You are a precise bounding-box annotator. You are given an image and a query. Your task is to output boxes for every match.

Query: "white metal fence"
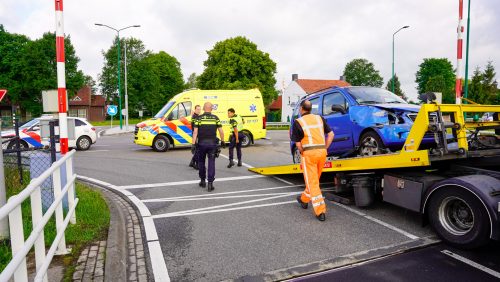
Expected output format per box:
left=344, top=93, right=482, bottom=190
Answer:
left=266, top=122, right=289, bottom=129
left=0, top=149, right=78, bottom=282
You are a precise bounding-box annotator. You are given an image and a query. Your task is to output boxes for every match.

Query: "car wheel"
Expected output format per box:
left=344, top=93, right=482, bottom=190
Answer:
left=293, top=147, right=302, bottom=164
left=76, top=136, right=92, bottom=151
left=152, top=135, right=170, bottom=152
left=359, top=132, right=386, bottom=156
left=428, top=186, right=490, bottom=249
left=7, top=140, right=28, bottom=150
left=240, top=131, right=251, bottom=147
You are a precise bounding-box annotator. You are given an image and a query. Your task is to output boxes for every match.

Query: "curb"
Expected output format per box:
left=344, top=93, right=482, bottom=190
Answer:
left=77, top=177, right=153, bottom=282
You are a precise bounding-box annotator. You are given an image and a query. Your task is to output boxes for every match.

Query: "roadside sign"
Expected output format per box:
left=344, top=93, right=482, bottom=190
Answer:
left=107, top=105, right=118, bottom=116
left=0, top=89, right=7, bottom=102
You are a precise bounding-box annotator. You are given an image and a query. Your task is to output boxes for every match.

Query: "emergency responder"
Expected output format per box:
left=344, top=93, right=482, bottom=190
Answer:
left=291, top=100, right=334, bottom=221
left=227, top=108, right=244, bottom=168
left=189, top=105, right=202, bottom=170
left=192, top=102, right=225, bottom=192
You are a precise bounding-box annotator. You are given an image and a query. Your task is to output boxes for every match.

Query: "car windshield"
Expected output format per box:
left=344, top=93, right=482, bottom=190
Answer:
left=348, top=87, right=407, bottom=105
left=154, top=101, right=175, bottom=118
left=20, top=119, right=39, bottom=129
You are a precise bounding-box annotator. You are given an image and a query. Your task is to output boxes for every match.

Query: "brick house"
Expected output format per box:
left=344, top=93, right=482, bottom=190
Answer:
left=68, top=86, right=106, bottom=122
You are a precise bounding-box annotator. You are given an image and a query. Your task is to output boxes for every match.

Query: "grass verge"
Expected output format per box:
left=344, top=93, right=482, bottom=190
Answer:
left=91, top=118, right=145, bottom=127
left=0, top=177, right=110, bottom=280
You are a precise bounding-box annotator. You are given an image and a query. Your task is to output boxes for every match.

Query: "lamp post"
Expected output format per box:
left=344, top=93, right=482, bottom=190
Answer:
left=392, top=25, right=410, bottom=93
left=95, top=23, right=140, bottom=130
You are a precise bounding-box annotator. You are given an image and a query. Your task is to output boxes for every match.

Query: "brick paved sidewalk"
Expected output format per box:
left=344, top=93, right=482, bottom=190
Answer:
left=72, top=184, right=150, bottom=281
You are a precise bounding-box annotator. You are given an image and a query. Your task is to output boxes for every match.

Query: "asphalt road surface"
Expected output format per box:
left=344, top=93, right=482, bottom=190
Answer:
left=74, top=130, right=499, bottom=281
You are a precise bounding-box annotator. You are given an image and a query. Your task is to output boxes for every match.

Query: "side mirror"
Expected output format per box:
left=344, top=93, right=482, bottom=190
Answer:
left=167, top=113, right=174, bottom=120
left=331, top=105, right=346, bottom=114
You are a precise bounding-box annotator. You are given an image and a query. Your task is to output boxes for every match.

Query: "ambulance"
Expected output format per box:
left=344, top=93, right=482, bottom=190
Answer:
left=134, top=89, right=267, bottom=152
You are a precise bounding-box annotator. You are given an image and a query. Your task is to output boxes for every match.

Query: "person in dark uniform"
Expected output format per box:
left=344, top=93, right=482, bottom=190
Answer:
left=192, top=102, right=225, bottom=192
left=189, top=105, right=202, bottom=169
left=227, top=108, right=244, bottom=168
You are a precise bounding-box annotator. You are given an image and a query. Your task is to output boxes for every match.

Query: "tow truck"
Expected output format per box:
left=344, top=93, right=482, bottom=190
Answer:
left=250, top=103, right=500, bottom=249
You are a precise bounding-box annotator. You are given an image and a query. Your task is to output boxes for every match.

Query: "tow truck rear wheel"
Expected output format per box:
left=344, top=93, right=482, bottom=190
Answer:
left=359, top=131, right=386, bottom=156
left=152, top=135, right=170, bottom=152
left=428, top=186, right=490, bottom=249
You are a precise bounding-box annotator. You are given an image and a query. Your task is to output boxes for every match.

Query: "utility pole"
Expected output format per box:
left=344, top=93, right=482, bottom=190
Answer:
left=392, top=26, right=409, bottom=93
left=0, top=89, right=8, bottom=239
left=124, top=41, right=129, bottom=131
left=455, top=0, right=465, bottom=104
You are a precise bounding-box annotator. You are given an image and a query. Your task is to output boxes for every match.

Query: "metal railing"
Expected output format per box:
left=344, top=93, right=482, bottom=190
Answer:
left=266, top=122, right=289, bottom=129
left=0, top=149, right=78, bottom=282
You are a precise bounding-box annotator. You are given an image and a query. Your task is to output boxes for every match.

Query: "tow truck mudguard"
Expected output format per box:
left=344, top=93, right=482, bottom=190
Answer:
left=422, top=175, right=500, bottom=240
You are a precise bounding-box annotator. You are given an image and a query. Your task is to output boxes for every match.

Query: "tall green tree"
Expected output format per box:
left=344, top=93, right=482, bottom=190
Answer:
left=184, top=72, right=198, bottom=89
left=197, top=36, right=278, bottom=105
left=127, top=51, right=184, bottom=116
left=468, top=67, right=486, bottom=104
left=481, top=61, right=498, bottom=104
left=385, top=74, right=407, bottom=101
left=0, top=27, right=85, bottom=116
left=415, top=58, right=455, bottom=103
left=99, top=37, right=150, bottom=103
left=343, top=58, right=383, bottom=87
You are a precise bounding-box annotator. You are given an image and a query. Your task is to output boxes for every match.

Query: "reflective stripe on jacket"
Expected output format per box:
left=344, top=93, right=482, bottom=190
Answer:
left=296, top=114, right=325, bottom=148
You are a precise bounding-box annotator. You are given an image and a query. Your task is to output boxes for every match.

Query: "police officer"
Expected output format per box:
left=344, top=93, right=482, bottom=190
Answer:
left=189, top=105, right=202, bottom=170
left=192, top=102, right=225, bottom=192
left=227, top=108, right=244, bottom=168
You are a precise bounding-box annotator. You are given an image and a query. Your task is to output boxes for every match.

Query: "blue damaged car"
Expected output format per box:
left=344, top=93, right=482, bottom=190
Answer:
left=290, top=86, right=436, bottom=163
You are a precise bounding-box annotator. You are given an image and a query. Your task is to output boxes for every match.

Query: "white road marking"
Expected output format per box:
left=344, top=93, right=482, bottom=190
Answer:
left=219, top=153, right=254, bottom=168
left=82, top=149, right=110, bottom=153
left=92, top=144, right=111, bottom=147
left=441, top=250, right=500, bottom=279
left=77, top=175, right=169, bottom=282
left=153, top=200, right=297, bottom=219
left=143, top=191, right=301, bottom=203
left=97, top=130, right=105, bottom=138
left=152, top=194, right=294, bottom=219
left=148, top=241, right=171, bottom=282
left=273, top=176, right=295, bottom=185
left=336, top=203, right=419, bottom=240
left=140, top=183, right=319, bottom=202
left=116, top=175, right=267, bottom=190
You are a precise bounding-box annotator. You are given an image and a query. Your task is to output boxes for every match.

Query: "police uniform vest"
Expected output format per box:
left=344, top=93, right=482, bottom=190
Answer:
left=296, top=114, right=325, bottom=149
left=194, top=113, right=222, bottom=145
left=230, top=114, right=244, bottom=132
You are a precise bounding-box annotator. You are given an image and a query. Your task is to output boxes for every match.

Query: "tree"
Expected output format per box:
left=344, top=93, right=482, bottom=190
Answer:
left=468, top=67, right=486, bottom=104
left=99, top=37, right=150, bottom=103
left=184, top=72, right=198, bottom=89
left=343, top=58, right=383, bottom=87
left=127, top=51, right=184, bottom=116
left=415, top=58, right=455, bottom=103
left=0, top=27, right=85, bottom=116
left=481, top=61, right=498, bottom=104
left=385, top=74, right=407, bottom=101
left=198, top=36, right=278, bottom=105
left=84, top=75, right=98, bottom=94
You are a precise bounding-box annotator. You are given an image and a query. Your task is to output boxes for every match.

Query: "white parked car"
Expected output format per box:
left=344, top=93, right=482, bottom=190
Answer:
left=481, top=112, right=494, bottom=122
left=1, top=117, right=97, bottom=151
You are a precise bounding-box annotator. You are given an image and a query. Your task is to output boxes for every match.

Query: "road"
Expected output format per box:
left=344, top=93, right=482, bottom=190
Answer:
left=74, top=129, right=500, bottom=281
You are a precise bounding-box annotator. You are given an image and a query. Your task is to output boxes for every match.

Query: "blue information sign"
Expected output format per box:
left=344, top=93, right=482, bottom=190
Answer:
left=107, top=105, right=118, bottom=116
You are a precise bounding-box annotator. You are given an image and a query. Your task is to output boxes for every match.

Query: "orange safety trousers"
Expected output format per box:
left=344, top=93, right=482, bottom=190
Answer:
left=300, top=148, right=327, bottom=216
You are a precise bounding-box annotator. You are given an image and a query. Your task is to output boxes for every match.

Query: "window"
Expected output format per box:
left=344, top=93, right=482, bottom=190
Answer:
left=348, top=87, right=407, bottom=105
left=179, top=102, right=191, bottom=119
left=309, top=98, right=320, bottom=115
left=323, top=92, right=347, bottom=115
left=69, top=109, right=78, bottom=117
left=77, top=109, right=87, bottom=119
left=75, top=119, right=86, bottom=127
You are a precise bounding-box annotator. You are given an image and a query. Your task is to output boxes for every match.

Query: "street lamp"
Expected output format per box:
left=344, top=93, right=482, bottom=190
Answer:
left=392, top=25, right=409, bottom=94
left=95, top=23, right=140, bottom=130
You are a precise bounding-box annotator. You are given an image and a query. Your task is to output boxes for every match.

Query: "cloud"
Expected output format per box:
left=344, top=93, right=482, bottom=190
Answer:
left=2, top=0, right=499, bottom=101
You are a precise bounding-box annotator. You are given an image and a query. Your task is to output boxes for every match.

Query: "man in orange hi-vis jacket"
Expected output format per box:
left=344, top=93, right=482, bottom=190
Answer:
left=291, top=100, right=334, bottom=221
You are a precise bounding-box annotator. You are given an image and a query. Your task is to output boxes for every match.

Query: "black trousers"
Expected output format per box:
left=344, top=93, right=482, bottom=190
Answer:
left=229, top=133, right=243, bottom=161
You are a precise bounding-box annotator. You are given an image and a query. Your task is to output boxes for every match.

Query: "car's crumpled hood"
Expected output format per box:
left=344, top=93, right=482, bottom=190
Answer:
left=372, top=103, right=420, bottom=113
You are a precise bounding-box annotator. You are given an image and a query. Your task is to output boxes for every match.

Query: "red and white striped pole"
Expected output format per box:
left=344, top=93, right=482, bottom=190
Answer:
left=55, top=0, right=68, bottom=154
left=455, top=0, right=464, bottom=104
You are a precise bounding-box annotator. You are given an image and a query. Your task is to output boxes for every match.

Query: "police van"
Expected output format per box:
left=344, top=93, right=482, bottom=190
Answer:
left=134, top=89, right=267, bottom=152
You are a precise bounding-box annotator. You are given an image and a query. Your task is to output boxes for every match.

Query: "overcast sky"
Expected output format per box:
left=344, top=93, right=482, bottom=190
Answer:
left=1, top=0, right=499, bottom=101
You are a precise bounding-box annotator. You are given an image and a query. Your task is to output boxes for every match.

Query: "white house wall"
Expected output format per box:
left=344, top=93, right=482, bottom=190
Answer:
left=281, top=81, right=306, bottom=122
